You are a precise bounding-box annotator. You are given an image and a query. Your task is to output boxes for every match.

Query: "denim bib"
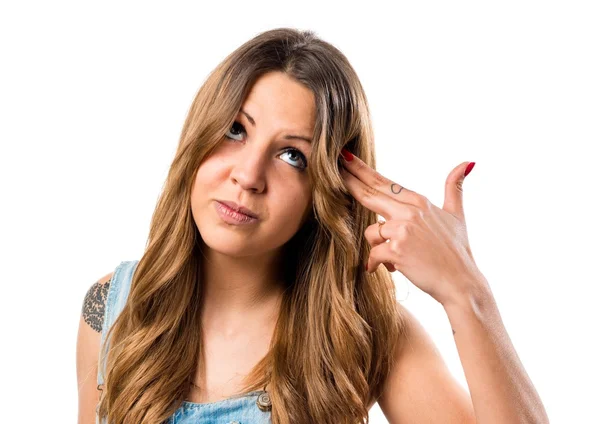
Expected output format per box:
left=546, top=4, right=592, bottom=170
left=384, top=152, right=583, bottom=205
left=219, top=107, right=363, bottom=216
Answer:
left=96, top=260, right=272, bottom=424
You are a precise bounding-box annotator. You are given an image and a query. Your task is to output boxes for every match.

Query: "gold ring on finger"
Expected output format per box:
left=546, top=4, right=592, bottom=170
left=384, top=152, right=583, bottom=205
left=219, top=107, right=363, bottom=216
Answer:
left=377, top=219, right=387, bottom=242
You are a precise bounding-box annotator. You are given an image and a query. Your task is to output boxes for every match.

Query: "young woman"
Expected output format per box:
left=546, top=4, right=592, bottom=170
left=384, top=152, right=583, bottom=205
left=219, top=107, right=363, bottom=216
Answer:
left=76, top=27, right=548, bottom=424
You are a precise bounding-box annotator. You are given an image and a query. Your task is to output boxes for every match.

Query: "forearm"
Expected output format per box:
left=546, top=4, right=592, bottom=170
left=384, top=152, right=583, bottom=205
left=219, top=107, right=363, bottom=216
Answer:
left=443, top=279, right=549, bottom=424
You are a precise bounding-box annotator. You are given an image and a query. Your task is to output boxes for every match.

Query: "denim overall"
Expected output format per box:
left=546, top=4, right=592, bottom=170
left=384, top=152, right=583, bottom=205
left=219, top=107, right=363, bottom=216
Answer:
left=97, top=260, right=272, bottom=424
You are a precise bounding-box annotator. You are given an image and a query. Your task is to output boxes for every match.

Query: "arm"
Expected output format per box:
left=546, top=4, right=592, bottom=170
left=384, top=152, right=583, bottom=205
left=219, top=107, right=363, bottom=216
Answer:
left=443, top=277, right=549, bottom=423
left=76, top=272, right=113, bottom=424
left=377, top=303, right=478, bottom=423
left=378, top=278, right=548, bottom=423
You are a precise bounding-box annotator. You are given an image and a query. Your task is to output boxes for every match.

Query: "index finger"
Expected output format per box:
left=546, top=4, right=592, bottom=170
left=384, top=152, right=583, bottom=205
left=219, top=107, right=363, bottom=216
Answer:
left=339, top=149, right=421, bottom=207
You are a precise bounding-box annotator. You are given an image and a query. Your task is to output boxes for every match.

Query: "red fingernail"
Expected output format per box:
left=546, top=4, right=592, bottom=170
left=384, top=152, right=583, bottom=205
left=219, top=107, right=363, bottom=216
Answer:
left=341, top=148, right=354, bottom=162
left=464, top=162, right=476, bottom=177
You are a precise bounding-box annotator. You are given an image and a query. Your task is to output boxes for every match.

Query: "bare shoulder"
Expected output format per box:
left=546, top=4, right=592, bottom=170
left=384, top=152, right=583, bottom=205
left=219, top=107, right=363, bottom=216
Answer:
left=81, top=272, right=114, bottom=333
left=76, top=271, right=114, bottom=424
left=376, top=301, right=476, bottom=424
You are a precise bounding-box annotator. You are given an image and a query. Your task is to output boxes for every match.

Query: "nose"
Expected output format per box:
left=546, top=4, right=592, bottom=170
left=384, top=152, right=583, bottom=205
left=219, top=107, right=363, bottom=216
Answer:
left=229, top=144, right=267, bottom=193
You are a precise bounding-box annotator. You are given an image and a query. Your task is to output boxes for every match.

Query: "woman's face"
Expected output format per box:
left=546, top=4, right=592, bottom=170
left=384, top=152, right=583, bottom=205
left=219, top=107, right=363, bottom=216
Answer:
left=190, top=71, right=315, bottom=257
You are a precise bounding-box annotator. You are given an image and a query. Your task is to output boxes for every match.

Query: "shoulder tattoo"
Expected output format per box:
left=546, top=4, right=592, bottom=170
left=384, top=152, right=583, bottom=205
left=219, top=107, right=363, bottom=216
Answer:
left=82, top=278, right=111, bottom=333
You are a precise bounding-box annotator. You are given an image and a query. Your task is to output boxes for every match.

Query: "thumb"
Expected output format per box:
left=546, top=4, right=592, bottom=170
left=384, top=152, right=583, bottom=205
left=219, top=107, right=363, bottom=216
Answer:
left=443, top=161, right=475, bottom=221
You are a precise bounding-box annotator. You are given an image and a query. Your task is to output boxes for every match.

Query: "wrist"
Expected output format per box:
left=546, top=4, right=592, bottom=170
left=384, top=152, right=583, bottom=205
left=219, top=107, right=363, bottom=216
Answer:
left=442, top=273, right=494, bottom=315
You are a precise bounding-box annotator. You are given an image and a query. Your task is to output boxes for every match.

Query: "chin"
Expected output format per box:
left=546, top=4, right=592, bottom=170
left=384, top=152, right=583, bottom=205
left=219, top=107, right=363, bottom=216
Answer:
left=198, top=227, right=261, bottom=257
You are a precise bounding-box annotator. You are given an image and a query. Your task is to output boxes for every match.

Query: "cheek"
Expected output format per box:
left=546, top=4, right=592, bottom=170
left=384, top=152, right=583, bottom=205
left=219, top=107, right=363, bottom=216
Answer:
left=190, top=162, right=220, bottom=218
left=271, top=185, right=312, bottom=225
left=192, top=157, right=226, bottom=191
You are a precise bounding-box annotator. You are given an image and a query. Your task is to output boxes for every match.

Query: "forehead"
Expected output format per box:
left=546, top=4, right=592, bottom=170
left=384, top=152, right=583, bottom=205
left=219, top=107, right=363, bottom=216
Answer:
left=242, top=72, right=316, bottom=133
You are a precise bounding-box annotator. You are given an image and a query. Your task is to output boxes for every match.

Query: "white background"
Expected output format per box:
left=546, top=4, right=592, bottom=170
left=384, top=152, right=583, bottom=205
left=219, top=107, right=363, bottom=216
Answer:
left=1, top=1, right=598, bottom=422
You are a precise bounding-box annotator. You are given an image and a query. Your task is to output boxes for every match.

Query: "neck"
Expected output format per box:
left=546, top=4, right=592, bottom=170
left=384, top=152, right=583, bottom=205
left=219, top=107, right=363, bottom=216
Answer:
left=198, top=243, right=286, bottom=338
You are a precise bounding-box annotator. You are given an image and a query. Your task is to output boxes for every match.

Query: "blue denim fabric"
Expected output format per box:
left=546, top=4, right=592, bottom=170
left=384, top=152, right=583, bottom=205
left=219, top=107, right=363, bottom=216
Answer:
left=169, top=393, right=272, bottom=423
left=97, top=260, right=272, bottom=424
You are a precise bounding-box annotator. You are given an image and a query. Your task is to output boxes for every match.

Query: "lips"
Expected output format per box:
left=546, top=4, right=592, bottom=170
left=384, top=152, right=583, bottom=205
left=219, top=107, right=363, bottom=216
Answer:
left=216, top=200, right=259, bottom=219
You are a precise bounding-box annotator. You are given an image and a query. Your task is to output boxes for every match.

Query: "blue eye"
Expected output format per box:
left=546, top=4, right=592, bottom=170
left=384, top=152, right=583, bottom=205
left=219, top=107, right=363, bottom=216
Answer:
left=279, top=148, right=308, bottom=170
left=225, top=121, right=308, bottom=171
left=225, top=121, right=245, bottom=141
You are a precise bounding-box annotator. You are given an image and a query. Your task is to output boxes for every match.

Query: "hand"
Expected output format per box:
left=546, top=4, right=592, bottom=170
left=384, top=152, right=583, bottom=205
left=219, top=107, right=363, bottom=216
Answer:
left=339, top=149, right=486, bottom=307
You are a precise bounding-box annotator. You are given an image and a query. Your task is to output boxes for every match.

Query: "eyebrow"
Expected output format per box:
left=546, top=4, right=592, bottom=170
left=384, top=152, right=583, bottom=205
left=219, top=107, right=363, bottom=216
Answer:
left=240, top=109, right=312, bottom=144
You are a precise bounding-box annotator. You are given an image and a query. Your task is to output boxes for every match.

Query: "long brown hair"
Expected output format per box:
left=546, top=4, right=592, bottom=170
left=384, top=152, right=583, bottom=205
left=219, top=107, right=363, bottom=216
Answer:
left=97, top=27, right=406, bottom=424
